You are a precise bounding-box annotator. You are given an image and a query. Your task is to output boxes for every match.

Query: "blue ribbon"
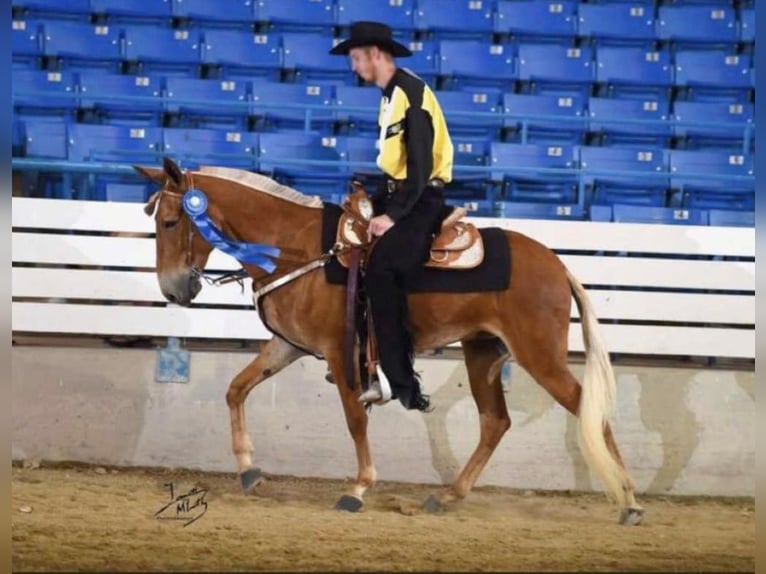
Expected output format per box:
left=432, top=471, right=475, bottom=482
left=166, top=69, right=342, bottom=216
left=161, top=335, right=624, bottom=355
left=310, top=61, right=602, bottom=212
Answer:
left=182, top=188, right=281, bottom=274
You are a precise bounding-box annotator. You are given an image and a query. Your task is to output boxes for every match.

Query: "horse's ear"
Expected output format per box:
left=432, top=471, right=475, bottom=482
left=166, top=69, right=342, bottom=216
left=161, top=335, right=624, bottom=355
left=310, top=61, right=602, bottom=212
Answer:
left=163, top=156, right=184, bottom=187
left=133, top=165, right=165, bottom=185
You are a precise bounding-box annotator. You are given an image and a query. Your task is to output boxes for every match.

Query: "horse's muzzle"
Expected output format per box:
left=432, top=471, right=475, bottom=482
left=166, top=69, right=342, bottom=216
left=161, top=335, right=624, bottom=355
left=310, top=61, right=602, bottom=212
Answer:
left=159, top=271, right=202, bottom=307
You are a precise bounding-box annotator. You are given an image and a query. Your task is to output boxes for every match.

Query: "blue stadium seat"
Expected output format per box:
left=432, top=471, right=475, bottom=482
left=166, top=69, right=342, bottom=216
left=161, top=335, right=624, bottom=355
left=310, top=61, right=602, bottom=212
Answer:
left=336, top=0, right=415, bottom=32
left=258, top=131, right=344, bottom=178
left=68, top=123, right=164, bottom=164
left=258, top=132, right=347, bottom=198
left=672, top=101, right=754, bottom=150
left=451, top=137, right=492, bottom=194
left=496, top=0, right=578, bottom=41
left=257, top=0, right=335, bottom=32
left=42, top=20, right=122, bottom=72
left=670, top=149, right=754, bottom=210
left=172, top=0, right=255, bottom=25
left=502, top=93, right=586, bottom=143
left=12, top=69, right=78, bottom=118
left=517, top=43, right=593, bottom=96
left=579, top=145, right=669, bottom=206
left=740, top=8, right=754, bottom=43
left=587, top=96, right=672, bottom=146
left=439, top=40, right=516, bottom=90
left=415, top=0, right=494, bottom=39
left=12, top=18, right=44, bottom=69
left=577, top=2, right=656, bottom=45
left=251, top=82, right=334, bottom=131
left=656, top=5, right=738, bottom=45
left=400, top=40, right=439, bottom=87
left=490, top=142, right=579, bottom=204
left=165, top=77, right=250, bottom=129
left=611, top=204, right=708, bottom=226
left=163, top=127, right=258, bottom=169
left=91, top=0, right=173, bottom=22
left=201, top=29, right=282, bottom=80
left=21, top=119, right=69, bottom=159
left=282, top=33, right=356, bottom=84
left=78, top=72, right=164, bottom=126
left=438, top=90, right=503, bottom=137
left=335, top=134, right=379, bottom=177
left=707, top=209, right=754, bottom=227
left=123, top=25, right=203, bottom=77
left=674, top=50, right=752, bottom=100
left=494, top=200, right=585, bottom=220
left=333, top=85, right=380, bottom=134
left=13, top=0, right=91, bottom=17
left=595, top=46, right=673, bottom=99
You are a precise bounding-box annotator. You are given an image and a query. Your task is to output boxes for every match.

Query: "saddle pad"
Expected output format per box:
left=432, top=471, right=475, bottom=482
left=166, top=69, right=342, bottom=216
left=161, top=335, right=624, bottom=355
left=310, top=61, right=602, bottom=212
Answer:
left=321, top=203, right=512, bottom=294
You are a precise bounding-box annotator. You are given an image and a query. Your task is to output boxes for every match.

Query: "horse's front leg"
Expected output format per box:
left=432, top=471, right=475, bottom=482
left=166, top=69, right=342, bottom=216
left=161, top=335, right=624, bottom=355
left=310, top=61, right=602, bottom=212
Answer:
left=326, top=350, right=377, bottom=512
left=225, top=336, right=304, bottom=493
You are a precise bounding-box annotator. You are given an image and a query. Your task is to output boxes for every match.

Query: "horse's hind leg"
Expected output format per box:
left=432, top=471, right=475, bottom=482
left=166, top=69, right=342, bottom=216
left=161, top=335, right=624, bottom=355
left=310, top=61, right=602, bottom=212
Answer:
left=509, top=327, right=643, bottom=525
left=423, top=337, right=510, bottom=512
left=225, top=336, right=304, bottom=493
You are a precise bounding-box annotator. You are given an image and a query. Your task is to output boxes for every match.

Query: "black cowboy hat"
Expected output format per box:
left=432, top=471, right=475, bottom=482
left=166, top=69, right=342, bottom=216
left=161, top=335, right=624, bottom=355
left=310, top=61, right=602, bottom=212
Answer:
left=329, top=21, right=412, bottom=58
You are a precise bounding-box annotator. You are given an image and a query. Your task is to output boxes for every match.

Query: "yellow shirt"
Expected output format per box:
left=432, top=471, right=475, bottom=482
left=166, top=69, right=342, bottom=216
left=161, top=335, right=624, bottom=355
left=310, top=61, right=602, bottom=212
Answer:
left=376, top=68, right=454, bottom=221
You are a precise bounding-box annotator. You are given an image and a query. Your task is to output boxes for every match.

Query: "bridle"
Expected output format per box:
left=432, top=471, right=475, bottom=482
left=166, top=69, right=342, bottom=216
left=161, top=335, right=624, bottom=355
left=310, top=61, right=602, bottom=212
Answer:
left=155, top=168, right=349, bottom=298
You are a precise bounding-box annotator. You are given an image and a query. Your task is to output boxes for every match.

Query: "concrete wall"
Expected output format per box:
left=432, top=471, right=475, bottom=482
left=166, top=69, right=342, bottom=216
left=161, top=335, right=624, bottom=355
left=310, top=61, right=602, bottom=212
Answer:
left=12, top=346, right=755, bottom=497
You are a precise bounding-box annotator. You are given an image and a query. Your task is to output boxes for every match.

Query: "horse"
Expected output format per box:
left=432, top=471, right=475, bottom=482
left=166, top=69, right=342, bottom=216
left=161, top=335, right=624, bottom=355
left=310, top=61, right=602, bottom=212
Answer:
left=134, top=157, right=644, bottom=525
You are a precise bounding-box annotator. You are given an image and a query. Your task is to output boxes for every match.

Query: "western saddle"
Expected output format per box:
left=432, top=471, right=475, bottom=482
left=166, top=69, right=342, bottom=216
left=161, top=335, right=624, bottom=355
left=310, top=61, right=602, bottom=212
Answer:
left=334, top=181, right=484, bottom=270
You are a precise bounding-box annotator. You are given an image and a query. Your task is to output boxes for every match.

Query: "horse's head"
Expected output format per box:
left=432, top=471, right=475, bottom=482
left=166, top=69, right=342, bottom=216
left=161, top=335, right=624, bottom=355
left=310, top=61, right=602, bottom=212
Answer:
left=134, top=157, right=213, bottom=306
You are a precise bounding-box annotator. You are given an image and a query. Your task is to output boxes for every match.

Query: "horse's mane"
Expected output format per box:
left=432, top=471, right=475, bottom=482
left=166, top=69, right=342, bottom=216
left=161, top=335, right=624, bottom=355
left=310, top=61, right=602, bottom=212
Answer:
left=198, top=166, right=324, bottom=209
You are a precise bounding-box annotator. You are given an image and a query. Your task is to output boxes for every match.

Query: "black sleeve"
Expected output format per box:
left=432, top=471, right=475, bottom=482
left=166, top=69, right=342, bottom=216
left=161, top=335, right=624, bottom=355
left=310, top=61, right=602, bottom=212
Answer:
left=385, top=106, right=434, bottom=222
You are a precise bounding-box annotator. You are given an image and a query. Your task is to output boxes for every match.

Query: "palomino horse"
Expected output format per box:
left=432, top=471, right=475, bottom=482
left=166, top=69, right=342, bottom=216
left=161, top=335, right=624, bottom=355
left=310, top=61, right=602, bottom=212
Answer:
left=135, top=157, right=644, bottom=525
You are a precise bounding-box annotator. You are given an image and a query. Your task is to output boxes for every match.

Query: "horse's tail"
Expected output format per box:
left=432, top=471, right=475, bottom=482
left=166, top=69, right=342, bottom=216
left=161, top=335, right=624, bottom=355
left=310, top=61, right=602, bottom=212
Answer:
left=566, top=268, right=632, bottom=508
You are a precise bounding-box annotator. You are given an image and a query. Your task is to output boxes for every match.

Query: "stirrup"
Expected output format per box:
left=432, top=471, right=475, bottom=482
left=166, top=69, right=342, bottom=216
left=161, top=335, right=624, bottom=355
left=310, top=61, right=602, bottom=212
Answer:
left=358, top=365, right=393, bottom=405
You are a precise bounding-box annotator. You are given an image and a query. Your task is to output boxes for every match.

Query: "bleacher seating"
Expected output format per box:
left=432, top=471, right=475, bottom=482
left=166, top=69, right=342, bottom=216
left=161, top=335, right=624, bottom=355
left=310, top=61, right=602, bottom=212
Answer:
left=502, top=92, right=585, bottom=143
left=164, top=76, right=250, bottom=129
left=577, top=2, right=656, bottom=45
left=336, top=0, right=416, bottom=33
left=9, top=0, right=756, bottom=227
left=517, top=43, right=594, bottom=96
left=415, top=0, right=494, bottom=39
left=258, top=0, right=336, bottom=33
left=201, top=29, right=281, bottom=80
left=90, top=0, right=173, bottom=23
left=595, top=46, right=673, bottom=99
left=656, top=5, right=738, bottom=46
left=43, top=20, right=122, bottom=73
left=496, top=0, right=578, bottom=42
left=251, top=81, right=335, bottom=131
left=79, top=71, right=164, bottom=125
left=588, top=96, right=672, bottom=147
left=439, top=40, right=516, bottom=90
left=282, top=33, right=356, bottom=84
left=171, top=0, right=255, bottom=26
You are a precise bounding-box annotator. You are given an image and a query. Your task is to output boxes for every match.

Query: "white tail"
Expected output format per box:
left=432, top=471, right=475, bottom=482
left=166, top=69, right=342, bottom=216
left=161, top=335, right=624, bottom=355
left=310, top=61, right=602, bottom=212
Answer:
left=566, top=269, right=633, bottom=508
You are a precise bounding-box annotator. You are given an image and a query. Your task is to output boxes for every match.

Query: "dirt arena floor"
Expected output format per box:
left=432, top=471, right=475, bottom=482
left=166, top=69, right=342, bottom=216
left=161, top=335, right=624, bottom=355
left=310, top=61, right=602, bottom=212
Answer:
left=12, top=461, right=754, bottom=572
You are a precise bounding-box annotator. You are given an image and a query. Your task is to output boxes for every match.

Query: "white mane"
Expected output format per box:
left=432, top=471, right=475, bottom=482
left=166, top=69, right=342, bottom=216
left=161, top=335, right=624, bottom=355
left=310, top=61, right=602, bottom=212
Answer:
left=198, top=166, right=324, bottom=209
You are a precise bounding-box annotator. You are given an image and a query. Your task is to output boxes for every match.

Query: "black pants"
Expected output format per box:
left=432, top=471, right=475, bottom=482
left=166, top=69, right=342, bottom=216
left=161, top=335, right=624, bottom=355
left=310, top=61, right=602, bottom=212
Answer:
left=366, top=186, right=445, bottom=408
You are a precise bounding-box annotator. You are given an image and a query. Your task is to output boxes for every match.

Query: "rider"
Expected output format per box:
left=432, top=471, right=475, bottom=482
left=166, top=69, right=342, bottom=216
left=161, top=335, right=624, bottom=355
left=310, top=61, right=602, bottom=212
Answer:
left=330, top=21, right=454, bottom=412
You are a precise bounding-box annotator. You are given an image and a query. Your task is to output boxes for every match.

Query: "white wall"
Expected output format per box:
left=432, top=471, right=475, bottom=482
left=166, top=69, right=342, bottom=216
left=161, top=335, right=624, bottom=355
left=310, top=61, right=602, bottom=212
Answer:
left=12, top=346, right=754, bottom=497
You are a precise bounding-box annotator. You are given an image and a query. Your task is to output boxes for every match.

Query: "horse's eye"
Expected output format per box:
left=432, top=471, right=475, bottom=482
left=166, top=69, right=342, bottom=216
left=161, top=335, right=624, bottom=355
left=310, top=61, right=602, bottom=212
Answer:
left=163, top=219, right=180, bottom=230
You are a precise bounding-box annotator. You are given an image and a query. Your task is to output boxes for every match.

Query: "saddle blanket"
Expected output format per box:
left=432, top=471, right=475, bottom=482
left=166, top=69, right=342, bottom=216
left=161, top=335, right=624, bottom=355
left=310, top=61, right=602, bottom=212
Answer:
left=321, top=202, right=512, bottom=293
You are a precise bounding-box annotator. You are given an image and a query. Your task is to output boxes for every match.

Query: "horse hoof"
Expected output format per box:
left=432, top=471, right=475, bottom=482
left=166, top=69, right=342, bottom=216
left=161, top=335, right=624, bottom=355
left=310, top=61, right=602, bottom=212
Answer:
left=239, top=468, right=263, bottom=494
left=422, top=494, right=445, bottom=514
left=619, top=507, right=644, bottom=526
left=334, top=494, right=363, bottom=512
